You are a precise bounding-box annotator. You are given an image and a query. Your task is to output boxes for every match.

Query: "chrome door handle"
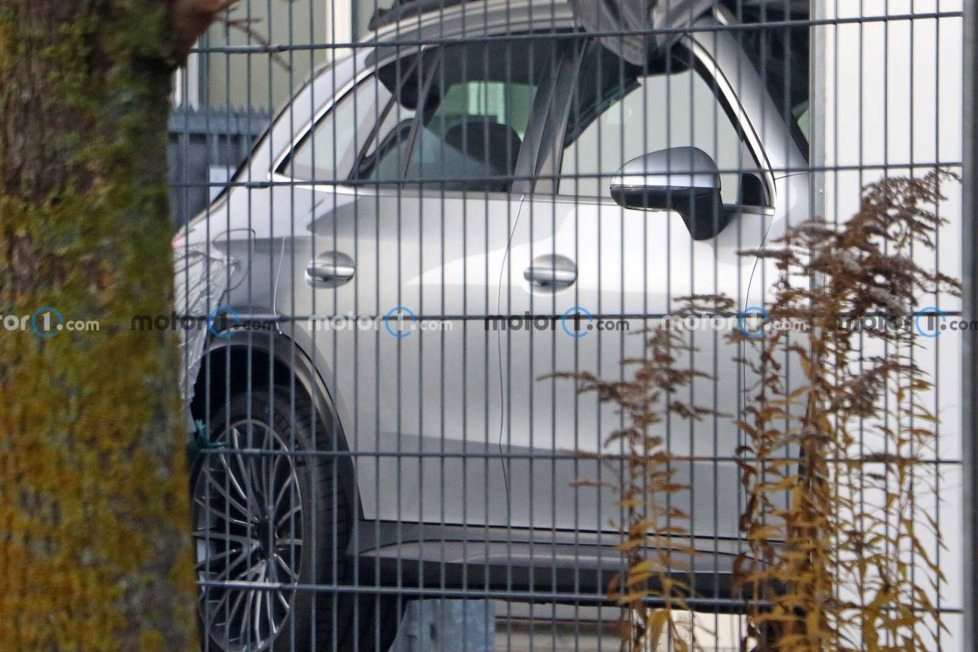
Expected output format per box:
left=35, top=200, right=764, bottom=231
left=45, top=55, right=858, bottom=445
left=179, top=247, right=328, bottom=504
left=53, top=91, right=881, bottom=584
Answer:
left=305, top=251, right=356, bottom=287
left=523, top=255, right=577, bottom=289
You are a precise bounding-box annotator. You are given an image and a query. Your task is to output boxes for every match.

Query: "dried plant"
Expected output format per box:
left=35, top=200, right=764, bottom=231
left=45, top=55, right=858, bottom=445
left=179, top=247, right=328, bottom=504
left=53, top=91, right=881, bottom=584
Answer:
left=732, top=170, right=958, bottom=650
left=553, top=296, right=732, bottom=652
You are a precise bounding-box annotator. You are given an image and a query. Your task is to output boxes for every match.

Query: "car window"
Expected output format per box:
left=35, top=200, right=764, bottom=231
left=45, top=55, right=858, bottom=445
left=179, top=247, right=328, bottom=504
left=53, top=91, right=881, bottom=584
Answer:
left=558, top=46, right=757, bottom=205
left=405, top=80, right=537, bottom=191
left=353, top=97, right=417, bottom=183
left=359, top=40, right=556, bottom=192
left=738, top=7, right=810, bottom=155
left=283, top=74, right=393, bottom=182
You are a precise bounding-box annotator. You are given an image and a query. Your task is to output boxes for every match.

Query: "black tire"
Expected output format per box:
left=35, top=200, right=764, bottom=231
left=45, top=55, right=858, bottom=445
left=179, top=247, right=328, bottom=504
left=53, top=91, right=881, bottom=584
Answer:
left=191, top=386, right=400, bottom=651
left=353, top=590, right=403, bottom=652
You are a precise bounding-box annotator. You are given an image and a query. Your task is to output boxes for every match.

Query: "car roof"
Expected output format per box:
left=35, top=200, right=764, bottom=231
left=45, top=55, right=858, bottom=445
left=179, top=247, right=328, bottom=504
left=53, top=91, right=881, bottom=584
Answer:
left=370, top=0, right=808, bottom=25
left=370, top=0, right=573, bottom=31
left=368, top=0, right=576, bottom=44
left=368, top=0, right=808, bottom=39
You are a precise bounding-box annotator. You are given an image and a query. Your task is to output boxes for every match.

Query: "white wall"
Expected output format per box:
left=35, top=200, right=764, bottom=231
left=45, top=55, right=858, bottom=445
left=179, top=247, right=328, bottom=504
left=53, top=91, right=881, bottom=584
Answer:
left=819, top=0, right=965, bottom=647
left=192, top=0, right=355, bottom=111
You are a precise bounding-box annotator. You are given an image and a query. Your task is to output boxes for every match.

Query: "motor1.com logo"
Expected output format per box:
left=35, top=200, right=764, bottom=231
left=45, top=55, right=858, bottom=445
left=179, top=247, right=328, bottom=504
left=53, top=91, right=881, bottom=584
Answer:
left=1, top=307, right=100, bottom=338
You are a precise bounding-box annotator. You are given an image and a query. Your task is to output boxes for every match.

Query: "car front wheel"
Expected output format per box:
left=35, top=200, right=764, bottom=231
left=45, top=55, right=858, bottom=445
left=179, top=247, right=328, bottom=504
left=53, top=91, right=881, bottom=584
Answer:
left=191, top=386, right=397, bottom=651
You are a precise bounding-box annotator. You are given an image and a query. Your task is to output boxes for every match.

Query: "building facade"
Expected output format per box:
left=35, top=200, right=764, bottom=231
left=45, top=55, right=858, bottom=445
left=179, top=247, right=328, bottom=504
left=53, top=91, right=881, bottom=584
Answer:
left=170, top=1, right=381, bottom=224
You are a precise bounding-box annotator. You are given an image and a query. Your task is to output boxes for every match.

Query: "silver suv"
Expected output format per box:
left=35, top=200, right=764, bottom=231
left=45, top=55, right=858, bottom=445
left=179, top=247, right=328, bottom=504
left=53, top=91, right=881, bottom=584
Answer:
left=175, top=1, right=810, bottom=649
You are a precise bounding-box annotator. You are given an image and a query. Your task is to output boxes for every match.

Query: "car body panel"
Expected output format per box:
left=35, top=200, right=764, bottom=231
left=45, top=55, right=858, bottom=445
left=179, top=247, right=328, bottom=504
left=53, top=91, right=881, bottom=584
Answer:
left=274, top=183, right=524, bottom=526
left=181, top=0, right=808, bottom=561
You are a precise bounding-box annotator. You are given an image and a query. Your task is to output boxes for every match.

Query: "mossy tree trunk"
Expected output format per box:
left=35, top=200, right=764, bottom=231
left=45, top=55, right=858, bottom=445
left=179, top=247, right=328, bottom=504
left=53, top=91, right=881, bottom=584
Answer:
left=0, top=1, right=223, bottom=648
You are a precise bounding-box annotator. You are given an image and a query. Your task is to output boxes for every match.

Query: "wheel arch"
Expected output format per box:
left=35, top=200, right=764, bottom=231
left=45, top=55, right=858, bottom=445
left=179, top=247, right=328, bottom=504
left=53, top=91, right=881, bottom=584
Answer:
left=189, top=330, right=364, bottom=522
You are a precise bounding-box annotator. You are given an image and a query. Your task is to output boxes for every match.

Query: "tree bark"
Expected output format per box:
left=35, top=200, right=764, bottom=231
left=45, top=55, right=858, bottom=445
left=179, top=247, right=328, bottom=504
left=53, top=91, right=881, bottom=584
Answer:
left=0, top=1, right=206, bottom=648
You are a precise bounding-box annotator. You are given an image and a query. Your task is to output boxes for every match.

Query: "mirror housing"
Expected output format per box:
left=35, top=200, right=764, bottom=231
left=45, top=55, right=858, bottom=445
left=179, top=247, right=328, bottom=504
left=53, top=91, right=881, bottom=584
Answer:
left=610, top=147, right=730, bottom=241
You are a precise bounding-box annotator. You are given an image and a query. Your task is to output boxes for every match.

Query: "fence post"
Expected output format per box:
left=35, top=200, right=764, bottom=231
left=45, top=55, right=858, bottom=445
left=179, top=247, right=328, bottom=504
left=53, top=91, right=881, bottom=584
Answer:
left=962, top=0, right=978, bottom=647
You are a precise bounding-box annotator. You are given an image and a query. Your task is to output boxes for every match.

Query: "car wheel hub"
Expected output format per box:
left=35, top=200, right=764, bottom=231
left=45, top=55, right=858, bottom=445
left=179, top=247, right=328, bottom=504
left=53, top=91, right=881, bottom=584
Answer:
left=192, top=420, right=303, bottom=651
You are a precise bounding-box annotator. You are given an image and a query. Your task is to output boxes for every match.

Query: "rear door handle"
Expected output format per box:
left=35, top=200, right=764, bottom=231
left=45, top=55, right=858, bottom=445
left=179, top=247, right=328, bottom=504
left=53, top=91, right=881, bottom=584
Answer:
left=523, top=255, right=577, bottom=289
left=306, top=251, right=356, bottom=287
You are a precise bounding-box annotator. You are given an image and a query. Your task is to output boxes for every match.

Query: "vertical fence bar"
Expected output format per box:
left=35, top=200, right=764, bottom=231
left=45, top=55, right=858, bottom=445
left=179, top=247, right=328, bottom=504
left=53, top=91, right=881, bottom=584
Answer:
left=962, top=0, right=978, bottom=648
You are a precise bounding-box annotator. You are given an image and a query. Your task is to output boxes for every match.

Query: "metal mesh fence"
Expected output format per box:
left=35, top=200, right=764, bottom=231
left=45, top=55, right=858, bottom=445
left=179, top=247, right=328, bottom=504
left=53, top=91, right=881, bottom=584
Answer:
left=169, top=1, right=967, bottom=649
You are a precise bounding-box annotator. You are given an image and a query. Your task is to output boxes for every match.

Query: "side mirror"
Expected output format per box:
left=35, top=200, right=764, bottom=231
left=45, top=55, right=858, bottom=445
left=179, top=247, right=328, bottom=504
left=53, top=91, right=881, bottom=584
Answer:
left=610, top=146, right=731, bottom=241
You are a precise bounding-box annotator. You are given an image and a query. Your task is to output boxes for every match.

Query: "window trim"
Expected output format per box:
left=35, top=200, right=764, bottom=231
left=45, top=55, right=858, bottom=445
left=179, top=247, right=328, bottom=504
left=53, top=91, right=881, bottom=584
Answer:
left=516, top=39, right=585, bottom=195
left=396, top=47, right=443, bottom=180
left=272, top=48, right=426, bottom=178
left=276, top=36, right=566, bottom=195
left=686, top=37, right=777, bottom=206
left=348, top=94, right=399, bottom=181
left=549, top=38, right=775, bottom=208
left=350, top=38, right=566, bottom=193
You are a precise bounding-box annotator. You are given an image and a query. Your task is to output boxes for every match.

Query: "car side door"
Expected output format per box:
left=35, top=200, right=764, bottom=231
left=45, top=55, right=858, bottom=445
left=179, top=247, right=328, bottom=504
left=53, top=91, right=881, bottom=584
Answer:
left=498, top=38, right=779, bottom=539
left=277, top=39, right=561, bottom=530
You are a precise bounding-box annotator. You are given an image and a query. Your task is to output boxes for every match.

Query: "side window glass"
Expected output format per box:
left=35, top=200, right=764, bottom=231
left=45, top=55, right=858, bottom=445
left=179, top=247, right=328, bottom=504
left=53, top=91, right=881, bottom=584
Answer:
left=361, top=40, right=553, bottom=192
left=405, top=80, right=536, bottom=191
left=559, top=49, right=755, bottom=206
left=283, top=74, right=392, bottom=182
left=354, top=95, right=417, bottom=183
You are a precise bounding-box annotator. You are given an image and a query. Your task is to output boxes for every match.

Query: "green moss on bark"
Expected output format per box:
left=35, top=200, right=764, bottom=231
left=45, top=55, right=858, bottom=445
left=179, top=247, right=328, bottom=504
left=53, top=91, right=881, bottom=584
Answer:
left=1, top=1, right=196, bottom=649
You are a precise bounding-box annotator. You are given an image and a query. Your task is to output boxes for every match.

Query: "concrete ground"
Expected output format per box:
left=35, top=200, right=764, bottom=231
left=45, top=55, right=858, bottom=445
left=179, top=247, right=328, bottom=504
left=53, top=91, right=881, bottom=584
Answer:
left=389, top=600, right=748, bottom=651
left=494, top=602, right=747, bottom=651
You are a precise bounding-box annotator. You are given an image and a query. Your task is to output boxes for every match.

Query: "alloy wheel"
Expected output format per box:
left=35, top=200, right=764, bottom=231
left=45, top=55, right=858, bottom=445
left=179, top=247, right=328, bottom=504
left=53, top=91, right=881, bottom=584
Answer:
left=192, top=421, right=304, bottom=651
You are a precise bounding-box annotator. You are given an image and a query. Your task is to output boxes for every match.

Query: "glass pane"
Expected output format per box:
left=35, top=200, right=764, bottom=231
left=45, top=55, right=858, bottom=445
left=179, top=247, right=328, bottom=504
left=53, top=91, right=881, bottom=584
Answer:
left=286, top=75, right=392, bottom=182
left=361, top=39, right=554, bottom=191
left=356, top=101, right=417, bottom=182
left=560, top=58, right=745, bottom=204
left=406, top=80, right=537, bottom=191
